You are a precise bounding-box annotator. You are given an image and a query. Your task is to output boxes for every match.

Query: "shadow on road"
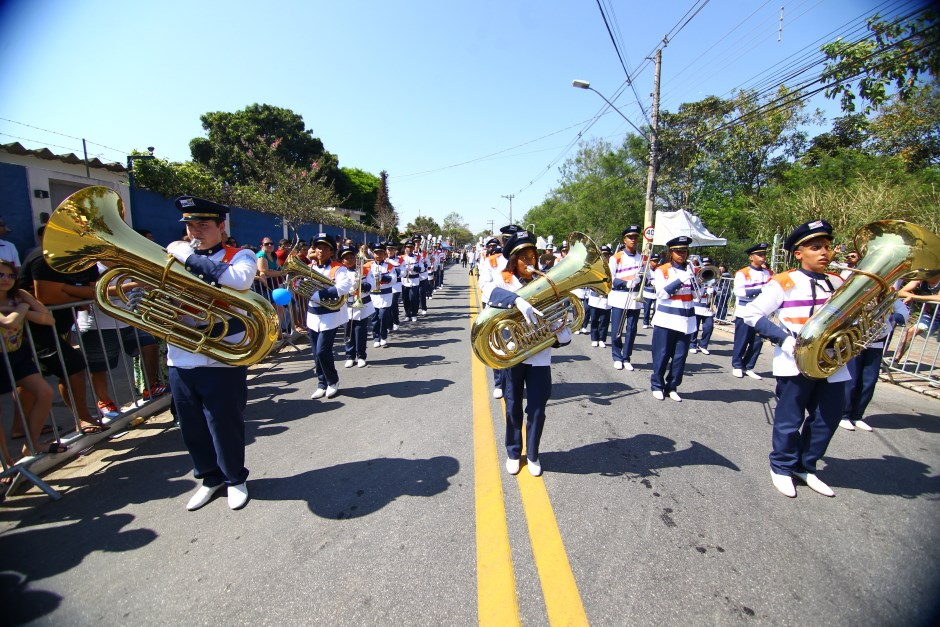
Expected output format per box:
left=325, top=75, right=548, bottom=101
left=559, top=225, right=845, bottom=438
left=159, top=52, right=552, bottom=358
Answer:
left=822, top=454, right=940, bottom=498
left=541, top=434, right=740, bottom=478
left=250, top=455, right=460, bottom=519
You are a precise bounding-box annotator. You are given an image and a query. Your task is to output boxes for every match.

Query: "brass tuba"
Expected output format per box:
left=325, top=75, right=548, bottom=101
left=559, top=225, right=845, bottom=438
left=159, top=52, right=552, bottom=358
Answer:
left=471, top=232, right=612, bottom=369
left=283, top=253, right=345, bottom=311
left=42, top=186, right=280, bottom=367
left=796, top=220, right=940, bottom=379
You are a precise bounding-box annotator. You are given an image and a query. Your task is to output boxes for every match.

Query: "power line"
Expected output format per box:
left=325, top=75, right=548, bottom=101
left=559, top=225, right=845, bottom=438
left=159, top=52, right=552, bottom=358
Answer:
left=0, top=116, right=131, bottom=157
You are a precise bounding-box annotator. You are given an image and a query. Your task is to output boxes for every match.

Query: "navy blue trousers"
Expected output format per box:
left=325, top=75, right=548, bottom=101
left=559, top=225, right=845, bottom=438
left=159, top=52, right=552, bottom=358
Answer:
left=590, top=307, right=611, bottom=342
left=642, top=297, right=655, bottom=325
left=170, top=365, right=249, bottom=487
left=650, top=326, right=691, bottom=393
left=503, top=363, right=551, bottom=462
left=308, top=327, right=339, bottom=389
left=732, top=317, right=763, bottom=370
left=610, top=308, right=640, bottom=362
left=402, top=286, right=419, bottom=318
left=692, top=315, right=714, bottom=349
left=419, top=279, right=430, bottom=310
left=843, top=346, right=883, bottom=421
left=372, top=307, right=393, bottom=341
left=771, top=375, right=845, bottom=474
left=391, top=292, right=401, bottom=325
left=345, top=314, right=373, bottom=360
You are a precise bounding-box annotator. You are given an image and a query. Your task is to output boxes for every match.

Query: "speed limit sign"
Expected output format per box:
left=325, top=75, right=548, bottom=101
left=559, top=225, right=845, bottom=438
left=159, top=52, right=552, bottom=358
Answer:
left=643, top=226, right=655, bottom=241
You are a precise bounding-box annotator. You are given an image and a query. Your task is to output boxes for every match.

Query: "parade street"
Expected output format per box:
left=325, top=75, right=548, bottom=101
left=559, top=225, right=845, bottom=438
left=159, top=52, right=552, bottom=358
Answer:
left=1, top=265, right=938, bottom=626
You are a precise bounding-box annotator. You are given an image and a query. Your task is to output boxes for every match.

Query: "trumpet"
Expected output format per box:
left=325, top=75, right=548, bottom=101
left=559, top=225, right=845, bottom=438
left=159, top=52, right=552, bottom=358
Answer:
left=349, top=245, right=368, bottom=309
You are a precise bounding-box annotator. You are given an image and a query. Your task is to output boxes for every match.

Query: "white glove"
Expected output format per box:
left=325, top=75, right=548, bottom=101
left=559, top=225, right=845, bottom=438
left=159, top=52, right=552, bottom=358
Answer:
left=780, top=336, right=797, bottom=356
left=166, top=240, right=194, bottom=263
left=514, top=297, right=544, bottom=325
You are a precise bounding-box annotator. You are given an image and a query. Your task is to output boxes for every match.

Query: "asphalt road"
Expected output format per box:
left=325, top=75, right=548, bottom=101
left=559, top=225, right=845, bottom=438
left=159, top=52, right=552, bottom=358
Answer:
left=1, top=264, right=939, bottom=626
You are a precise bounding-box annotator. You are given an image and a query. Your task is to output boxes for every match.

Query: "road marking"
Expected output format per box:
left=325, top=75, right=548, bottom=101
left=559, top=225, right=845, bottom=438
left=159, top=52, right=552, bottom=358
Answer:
left=470, top=274, right=520, bottom=626
left=469, top=272, right=587, bottom=626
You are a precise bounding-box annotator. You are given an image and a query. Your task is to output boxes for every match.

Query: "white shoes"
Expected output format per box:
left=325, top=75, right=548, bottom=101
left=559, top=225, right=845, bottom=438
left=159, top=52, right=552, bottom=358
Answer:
left=186, top=484, right=223, bottom=511
left=699, top=348, right=711, bottom=355
left=642, top=324, right=650, bottom=329
left=771, top=471, right=796, bottom=498
left=793, top=471, right=835, bottom=497
left=528, top=459, right=542, bottom=477
left=311, top=388, right=326, bottom=399
left=668, top=391, right=682, bottom=402
left=373, top=340, right=381, bottom=348
left=591, top=341, right=599, bottom=347
left=690, top=347, right=698, bottom=354
left=419, top=309, right=427, bottom=315
left=652, top=390, right=664, bottom=401
left=325, top=384, right=339, bottom=399
left=854, top=419, right=873, bottom=432
left=613, top=361, right=624, bottom=370
left=574, top=329, right=582, bottom=335
left=344, top=359, right=355, bottom=368
left=839, top=419, right=856, bottom=431
left=599, top=341, right=606, bottom=348
left=623, top=361, right=634, bottom=371
left=732, top=368, right=744, bottom=378
left=380, top=339, right=387, bottom=347
left=745, top=370, right=762, bottom=380
left=392, top=324, right=399, bottom=331
left=493, top=388, right=504, bottom=399
left=506, top=458, right=520, bottom=475
left=357, top=358, right=367, bottom=368
left=227, top=482, right=249, bottom=510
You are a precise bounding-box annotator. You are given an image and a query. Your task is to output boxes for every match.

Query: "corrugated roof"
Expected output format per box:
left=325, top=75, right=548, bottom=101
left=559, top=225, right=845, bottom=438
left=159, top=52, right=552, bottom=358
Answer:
left=0, top=141, right=126, bottom=173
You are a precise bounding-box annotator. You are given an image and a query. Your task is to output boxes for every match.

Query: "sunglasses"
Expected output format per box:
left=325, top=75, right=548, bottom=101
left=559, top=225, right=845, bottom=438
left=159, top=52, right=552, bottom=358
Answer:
left=0, top=273, right=17, bottom=280
left=262, top=242, right=274, bottom=246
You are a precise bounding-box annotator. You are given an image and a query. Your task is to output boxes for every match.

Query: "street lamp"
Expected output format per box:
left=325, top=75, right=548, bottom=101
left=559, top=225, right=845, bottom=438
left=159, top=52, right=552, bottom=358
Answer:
left=126, top=146, right=156, bottom=213
left=572, top=79, right=659, bottom=253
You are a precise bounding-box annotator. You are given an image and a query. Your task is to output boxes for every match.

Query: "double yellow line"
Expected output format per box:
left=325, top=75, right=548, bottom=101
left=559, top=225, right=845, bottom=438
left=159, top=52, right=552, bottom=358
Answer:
left=469, top=274, right=588, bottom=626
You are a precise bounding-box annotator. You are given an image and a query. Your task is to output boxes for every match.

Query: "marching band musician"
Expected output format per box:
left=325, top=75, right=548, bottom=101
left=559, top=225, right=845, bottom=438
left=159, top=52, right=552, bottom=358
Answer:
left=370, top=242, right=397, bottom=348
left=339, top=246, right=374, bottom=369
left=731, top=243, right=772, bottom=379
left=484, top=229, right=571, bottom=477
left=165, top=196, right=257, bottom=511
left=740, top=220, right=847, bottom=498
left=608, top=225, right=645, bottom=370
left=649, top=236, right=697, bottom=402
left=476, top=237, right=502, bottom=302
left=641, top=254, right=660, bottom=328
left=385, top=241, right=402, bottom=331
left=306, top=233, right=354, bottom=400
left=690, top=256, right=715, bottom=355
left=416, top=239, right=430, bottom=314
left=400, top=240, right=423, bottom=322
left=588, top=245, right=613, bottom=348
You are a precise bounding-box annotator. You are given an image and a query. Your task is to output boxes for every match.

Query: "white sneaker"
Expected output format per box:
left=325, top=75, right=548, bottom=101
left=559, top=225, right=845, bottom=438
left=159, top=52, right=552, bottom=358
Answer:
left=591, top=341, right=599, bottom=347
left=392, top=324, right=399, bottom=331
left=227, top=482, right=249, bottom=510
left=344, top=359, right=355, bottom=368
left=793, top=471, right=835, bottom=497
left=745, top=370, right=763, bottom=380
left=311, top=388, right=326, bottom=399
left=580, top=327, right=589, bottom=334
left=613, top=361, right=624, bottom=370
left=652, top=390, right=664, bottom=400
left=623, top=361, right=634, bottom=371
left=419, top=309, right=427, bottom=315
left=506, top=458, right=520, bottom=475
left=380, top=339, right=387, bottom=347
left=668, top=391, right=682, bottom=402
left=528, top=459, right=542, bottom=477
left=699, top=348, right=711, bottom=355
left=373, top=340, right=381, bottom=348
left=854, top=419, right=873, bottom=432
left=771, top=471, right=796, bottom=498
left=839, top=419, right=856, bottom=431
left=574, top=329, right=582, bottom=335
left=732, top=368, right=744, bottom=378
left=325, top=384, right=339, bottom=399
left=493, top=388, right=503, bottom=399
left=599, top=341, right=606, bottom=348
left=357, top=358, right=367, bottom=368
left=186, top=484, right=223, bottom=511
left=690, top=347, right=699, bottom=354
left=642, top=324, right=650, bottom=329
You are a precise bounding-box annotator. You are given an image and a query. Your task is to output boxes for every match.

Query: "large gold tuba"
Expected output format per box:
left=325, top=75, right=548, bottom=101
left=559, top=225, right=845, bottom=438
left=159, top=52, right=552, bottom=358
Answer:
left=796, top=220, right=940, bottom=379
left=471, top=232, right=612, bottom=369
left=282, top=253, right=345, bottom=311
left=42, top=187, right=280, bottom=366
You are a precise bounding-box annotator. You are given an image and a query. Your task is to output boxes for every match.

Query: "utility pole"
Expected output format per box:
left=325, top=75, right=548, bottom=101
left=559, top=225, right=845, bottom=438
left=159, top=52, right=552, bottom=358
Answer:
left=486, top=219, right=494, bottom=235
left=642, top=48, right=662, bottom=255
left=501, top=194, right=515, bottom=225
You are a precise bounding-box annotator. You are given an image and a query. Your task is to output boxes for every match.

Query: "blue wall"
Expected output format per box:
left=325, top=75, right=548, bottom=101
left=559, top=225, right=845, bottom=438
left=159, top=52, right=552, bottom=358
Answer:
left=0, top=162, right=38, bottom=254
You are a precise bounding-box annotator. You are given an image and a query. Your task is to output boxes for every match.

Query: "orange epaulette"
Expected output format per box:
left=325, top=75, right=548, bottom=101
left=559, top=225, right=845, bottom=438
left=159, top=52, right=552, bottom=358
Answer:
left=771, top=270, right=796, bottom=291
left=501, top=270, right=514, bottom=283
left=488, top=254, right=500, bottom=267
left=659, top=262, right=673, bottom=279
left=221, top=246, right=241, bottom=264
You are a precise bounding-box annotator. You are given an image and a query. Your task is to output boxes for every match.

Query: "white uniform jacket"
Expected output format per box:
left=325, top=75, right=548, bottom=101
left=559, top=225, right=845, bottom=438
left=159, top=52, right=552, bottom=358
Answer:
left=306, top=261, right=354, bottom=332
left=608, top=250, right=644, bottom=310
left=651, top=262, right=697, bottom=334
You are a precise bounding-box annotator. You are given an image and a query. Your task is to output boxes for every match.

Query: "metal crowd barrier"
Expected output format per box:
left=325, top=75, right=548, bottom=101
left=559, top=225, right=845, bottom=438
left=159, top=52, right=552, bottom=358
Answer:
left=883, top=301, right=939, bottom=387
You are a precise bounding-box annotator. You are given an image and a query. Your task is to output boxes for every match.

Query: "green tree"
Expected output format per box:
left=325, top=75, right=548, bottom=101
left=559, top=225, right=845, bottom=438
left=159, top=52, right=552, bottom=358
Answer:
left=866, top=85, right=940, bottom=168
left=373, top=170, right=399, bottom=238
left=821, top=9, right=939, bottom=113
left=405, top=216, right=441, bottom=238
left=337, top=167, right=380, bottom=223
left=189, top=103, right=339, bottom=186
left=441, top=212, right=474, bottom=247
left=131, top=153, right=222, bottom=200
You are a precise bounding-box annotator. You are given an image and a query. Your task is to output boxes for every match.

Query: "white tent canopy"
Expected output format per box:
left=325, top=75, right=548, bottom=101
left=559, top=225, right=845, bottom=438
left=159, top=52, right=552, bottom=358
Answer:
left=652, top=209, right=726, bottom=247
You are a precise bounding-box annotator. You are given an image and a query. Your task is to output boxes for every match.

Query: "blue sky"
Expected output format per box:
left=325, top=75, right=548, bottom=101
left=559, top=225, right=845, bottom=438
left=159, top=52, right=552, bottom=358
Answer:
left=0, top=0, right=896, bottom=236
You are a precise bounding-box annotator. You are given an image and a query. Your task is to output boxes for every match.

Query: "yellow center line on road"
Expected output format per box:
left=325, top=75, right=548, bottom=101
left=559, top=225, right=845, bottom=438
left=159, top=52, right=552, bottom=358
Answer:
left=469, top=273, right=588, bottom=626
